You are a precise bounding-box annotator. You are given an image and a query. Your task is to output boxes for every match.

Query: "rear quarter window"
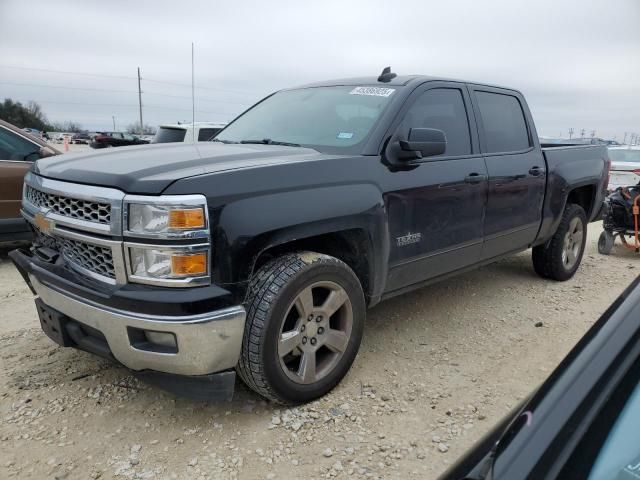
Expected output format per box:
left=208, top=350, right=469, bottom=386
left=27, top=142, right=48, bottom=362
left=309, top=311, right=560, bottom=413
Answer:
left=153, top=127, right=187, bottom=143
left=198, top=128, right=221, bottom=141
left=476, top=91, right=531, bottom=153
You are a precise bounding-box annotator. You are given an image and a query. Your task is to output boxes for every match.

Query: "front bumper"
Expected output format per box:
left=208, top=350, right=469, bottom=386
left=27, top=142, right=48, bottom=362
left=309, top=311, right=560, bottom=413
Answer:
left=10, top=249, right=246, bottom=379
left=30, top=274, right=246, bottom=376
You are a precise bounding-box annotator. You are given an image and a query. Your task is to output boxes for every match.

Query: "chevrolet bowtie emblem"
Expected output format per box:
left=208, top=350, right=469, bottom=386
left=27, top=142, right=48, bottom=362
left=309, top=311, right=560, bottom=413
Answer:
left=34, top=212, right=55, bottom=235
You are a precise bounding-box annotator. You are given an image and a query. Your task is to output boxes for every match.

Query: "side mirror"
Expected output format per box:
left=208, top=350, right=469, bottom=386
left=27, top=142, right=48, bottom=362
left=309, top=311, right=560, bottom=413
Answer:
left=399, top=128, right=446, bottom=157
left=23, top=149, right=42, bottom=162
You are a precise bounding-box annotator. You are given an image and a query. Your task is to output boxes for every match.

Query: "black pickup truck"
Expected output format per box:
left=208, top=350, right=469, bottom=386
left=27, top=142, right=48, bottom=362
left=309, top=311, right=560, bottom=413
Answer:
left=10, top=69, right=609, bottom=404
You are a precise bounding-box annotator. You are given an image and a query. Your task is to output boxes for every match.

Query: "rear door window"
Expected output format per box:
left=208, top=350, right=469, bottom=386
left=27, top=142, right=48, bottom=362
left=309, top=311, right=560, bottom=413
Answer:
left=475, top=91, right=531, bottom=153
left=154, top=127, right=187, bottom=143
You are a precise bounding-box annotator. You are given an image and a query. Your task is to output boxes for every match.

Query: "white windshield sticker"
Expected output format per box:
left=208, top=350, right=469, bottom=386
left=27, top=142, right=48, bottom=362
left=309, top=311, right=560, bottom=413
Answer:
left=337, top=132, right=354, bottom=139
left=349, top=86, right=395, bottom=97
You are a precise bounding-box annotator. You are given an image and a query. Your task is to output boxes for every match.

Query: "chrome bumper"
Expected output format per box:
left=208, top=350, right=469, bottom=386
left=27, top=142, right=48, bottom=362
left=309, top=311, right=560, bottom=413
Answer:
left=30, top=274, right=246, bottom=376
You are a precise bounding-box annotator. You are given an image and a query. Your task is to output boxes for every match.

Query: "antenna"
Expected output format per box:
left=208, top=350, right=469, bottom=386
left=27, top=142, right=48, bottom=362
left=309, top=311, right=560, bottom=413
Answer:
left=191, top=42, right=196, bottom=143
left=137, top=67, right=143, bottom=136
left=377, top=66, right=397, bottom=83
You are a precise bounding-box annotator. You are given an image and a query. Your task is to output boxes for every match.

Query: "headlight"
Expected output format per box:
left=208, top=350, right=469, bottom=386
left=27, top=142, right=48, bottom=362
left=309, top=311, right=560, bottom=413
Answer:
left=128, top=204, right=206, bottom=234
left=124, top=195, right=208, bottom=239
left=127, top=244, right=209, bottom=286
left=123, top=194, right=211, bottom=287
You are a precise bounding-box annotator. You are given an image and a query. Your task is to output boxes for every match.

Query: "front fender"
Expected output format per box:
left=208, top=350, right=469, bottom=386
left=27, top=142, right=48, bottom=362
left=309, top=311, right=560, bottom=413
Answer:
left=214, top=183, right=388, bottom=301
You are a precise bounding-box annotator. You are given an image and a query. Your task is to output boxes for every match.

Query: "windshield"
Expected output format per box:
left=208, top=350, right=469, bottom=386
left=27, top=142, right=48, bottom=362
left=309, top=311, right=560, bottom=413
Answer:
left=215, top=86, right=396, bottom=152
left=608, top=148, right=640, bottom=163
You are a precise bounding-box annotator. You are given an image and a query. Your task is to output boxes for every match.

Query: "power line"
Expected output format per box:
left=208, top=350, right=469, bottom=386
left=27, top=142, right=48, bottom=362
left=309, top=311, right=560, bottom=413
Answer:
left=0, top=81, right=136, bottom=95
left=143, top=77, right=260, bottom=96
left=0, top=64, right=137, bottom=80
left=0, top=64, right=263, bottom=97
left=0, top=81, right=254, bottom=105
left=31, top=99, right=230, bottom=116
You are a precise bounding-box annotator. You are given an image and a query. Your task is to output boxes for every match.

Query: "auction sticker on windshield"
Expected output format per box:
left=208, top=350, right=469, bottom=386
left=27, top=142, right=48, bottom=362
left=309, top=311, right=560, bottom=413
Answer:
left=349, top=86, right=395, bottom=97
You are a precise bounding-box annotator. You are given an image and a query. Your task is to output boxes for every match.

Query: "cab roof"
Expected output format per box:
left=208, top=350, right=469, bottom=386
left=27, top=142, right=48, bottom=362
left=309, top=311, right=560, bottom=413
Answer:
left=293, top=74, right=515, bottom=92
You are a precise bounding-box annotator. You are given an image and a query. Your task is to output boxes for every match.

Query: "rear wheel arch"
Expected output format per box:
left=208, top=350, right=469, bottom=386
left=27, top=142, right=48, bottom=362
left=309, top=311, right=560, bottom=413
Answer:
left=566, top=184, right=596, bottom=219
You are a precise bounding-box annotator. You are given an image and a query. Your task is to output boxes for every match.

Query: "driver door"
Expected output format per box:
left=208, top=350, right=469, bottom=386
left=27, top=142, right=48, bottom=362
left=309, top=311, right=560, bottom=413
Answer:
left=384, top=83, right=488, bottom=292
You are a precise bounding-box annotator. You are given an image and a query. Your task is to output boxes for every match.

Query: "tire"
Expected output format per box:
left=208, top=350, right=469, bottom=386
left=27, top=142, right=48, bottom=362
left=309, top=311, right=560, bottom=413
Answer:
left=532, top=203, right=587, bottom=281
left=598, top=231, right=615, bottom=255
left=237, top=252, right=365, bottom=404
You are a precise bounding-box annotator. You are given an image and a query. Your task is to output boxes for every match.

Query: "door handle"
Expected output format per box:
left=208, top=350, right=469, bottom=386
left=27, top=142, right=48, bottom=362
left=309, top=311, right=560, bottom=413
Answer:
left=529, top=166, right=544, bottom=176
left=464, top=173, right=487, bottom=184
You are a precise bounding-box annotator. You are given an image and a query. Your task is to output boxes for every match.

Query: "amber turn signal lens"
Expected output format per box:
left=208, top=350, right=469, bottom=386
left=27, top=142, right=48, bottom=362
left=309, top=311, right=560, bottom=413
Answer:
left=168, top=208, right=205, bottom=229
left=171, top=253, right=207, bottom=276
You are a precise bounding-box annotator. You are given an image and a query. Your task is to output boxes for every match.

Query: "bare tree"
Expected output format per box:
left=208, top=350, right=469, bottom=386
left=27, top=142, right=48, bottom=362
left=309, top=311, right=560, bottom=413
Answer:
left=49, top=121, right=85, bottom=133
left=126, top=122, right=156, bottom=135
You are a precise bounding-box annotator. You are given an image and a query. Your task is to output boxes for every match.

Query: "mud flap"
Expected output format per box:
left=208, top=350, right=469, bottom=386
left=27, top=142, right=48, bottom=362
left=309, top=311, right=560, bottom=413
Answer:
left=133, top=370, right=236, bottom=402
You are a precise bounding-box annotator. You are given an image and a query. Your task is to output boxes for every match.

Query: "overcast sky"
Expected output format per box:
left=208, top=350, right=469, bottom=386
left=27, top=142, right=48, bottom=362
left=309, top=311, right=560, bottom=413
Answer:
left=1, top=0, right=638, bottom=139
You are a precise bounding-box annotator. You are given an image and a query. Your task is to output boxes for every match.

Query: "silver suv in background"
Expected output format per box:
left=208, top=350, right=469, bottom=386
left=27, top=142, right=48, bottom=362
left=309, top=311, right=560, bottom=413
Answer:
left=607, top=145, right=640, bottom=191
left=152, top=122, right=227, bottom=143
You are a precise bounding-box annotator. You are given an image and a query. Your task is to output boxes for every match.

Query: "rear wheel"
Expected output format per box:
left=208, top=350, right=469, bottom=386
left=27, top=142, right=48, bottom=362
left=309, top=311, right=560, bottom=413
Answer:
left=532, top=203, right=587, bottom=281
left=237, top=252, right=365, bottom=404
left=598, top=231, right=615, bottom=255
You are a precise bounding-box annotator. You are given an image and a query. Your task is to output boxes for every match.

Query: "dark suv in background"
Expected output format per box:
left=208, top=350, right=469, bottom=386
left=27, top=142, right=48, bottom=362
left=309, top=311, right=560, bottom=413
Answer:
left=90, top=132, right=149, bottom=148
left=71, top=132, right=91, bottom=144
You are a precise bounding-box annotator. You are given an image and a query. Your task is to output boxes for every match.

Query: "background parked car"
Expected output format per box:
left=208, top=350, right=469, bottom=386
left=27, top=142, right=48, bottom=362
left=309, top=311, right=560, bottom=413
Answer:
left=607, top=145, right=640, bottom=191
left=151, top=122, right=227, bottom=143
left=0, top=119, right=60, bottom=246
left=89, top=132, right=149, bottom=148
left=22, top=127, right=42, bottom=137
left=71, top=132, right=91, bottom=144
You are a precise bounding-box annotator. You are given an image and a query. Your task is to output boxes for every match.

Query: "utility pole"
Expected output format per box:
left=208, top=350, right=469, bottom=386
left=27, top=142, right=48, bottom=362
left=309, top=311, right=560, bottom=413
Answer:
left=568, top=128, right=574, bottom=139
left=623, top=132, right=628, bottom=144
left=112, top=116, right=116, bottom=131
left=191, top=42, right=196, bottom=143
left=137, top=67, right=144, bottom=136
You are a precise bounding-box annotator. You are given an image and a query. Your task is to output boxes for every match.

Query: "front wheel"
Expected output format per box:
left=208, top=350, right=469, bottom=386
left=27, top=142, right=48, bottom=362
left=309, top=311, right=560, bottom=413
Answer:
left=237, top=252, right=365, bottom=404
left=532, top=203, right=587, bottom=281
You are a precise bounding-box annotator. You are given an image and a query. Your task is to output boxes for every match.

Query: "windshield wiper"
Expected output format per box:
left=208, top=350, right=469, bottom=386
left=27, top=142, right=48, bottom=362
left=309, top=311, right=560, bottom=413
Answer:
left=240, top=138, right=301, bottom=147
left=210, top=138, right=239, bottom=144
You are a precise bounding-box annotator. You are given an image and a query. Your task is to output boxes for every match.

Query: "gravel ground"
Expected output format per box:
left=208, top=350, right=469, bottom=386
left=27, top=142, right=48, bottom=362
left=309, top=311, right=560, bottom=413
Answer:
left=0, top=224, right=637, bottom=480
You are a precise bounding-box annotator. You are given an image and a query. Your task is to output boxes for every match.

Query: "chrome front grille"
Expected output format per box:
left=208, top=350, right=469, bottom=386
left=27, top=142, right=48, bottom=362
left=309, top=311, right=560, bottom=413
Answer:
left=25, top=185, right=112, bottom=225
left=33, top=230, right=116, bottom=280
left=59, top=237, right=116, bottom=279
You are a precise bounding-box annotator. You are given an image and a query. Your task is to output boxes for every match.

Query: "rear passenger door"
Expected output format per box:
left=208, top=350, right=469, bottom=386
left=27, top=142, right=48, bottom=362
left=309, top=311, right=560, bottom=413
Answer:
left=469, top=86, right=546, bottom=260
left=384, top=83, right=488, bottom=291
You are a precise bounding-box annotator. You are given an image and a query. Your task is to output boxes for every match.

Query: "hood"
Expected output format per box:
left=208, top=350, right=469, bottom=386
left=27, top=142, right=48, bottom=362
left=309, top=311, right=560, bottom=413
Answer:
left=33, top=142, right=322, bottom=194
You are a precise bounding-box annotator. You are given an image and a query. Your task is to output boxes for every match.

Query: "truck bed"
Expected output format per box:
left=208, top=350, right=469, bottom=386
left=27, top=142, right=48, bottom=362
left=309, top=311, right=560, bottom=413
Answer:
left=535, top=143, right=609, bottom=242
